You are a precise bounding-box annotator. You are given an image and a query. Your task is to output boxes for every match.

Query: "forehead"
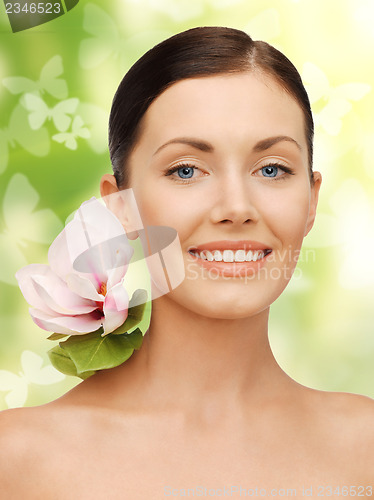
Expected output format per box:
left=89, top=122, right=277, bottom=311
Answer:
left=135, top=72, right=307, bottom=156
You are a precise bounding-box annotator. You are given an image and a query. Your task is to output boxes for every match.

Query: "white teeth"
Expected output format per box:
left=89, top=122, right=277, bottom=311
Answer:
left=191, top=249, right=268, bottom=262
left=223, top=250, right=234, bottom=262
left=213, top=250, right=222, bottom=261
left=234, top=249, right=246, bottom=262
left=199, top=250, right=208, bottom=260
left=205, top=250, right=214, bottom=261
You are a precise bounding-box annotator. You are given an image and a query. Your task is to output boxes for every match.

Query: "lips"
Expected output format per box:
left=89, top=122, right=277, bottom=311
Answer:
left=188, top=240, right=272, bottom=253
left=187, top=240, right=273, bottom=277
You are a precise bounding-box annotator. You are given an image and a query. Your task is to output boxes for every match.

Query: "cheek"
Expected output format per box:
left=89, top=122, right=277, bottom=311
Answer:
left=130, top=186, right=188, bottom=297
left=263, top=185, right=310, bottom=244
left=134, top=185, right=204, bottom=240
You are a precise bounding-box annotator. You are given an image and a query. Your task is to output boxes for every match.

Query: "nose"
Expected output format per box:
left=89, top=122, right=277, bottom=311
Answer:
left=209, top=173, right=259, bottom=226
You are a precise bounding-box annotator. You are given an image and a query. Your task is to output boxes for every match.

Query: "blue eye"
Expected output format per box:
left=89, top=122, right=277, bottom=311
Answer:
left=261, top=164, right=280, bottom=177
left=176, top=165, right=194, bottom=179
left=165, top=163, right=198, bottom=182
left=258, top=163, right=295, bottom=181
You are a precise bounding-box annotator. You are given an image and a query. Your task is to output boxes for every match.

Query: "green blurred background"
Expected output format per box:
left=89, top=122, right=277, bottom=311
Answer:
left=0, top=0, right=373, bottom=409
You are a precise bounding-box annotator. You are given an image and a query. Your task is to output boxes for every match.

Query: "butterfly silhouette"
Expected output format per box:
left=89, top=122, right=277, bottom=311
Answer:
left=302, top=62, right=371, bottom=135
left=0, top=104, right=50, bottom=174
left=138, top=0, right=203, bottom=22
left=207, top=0, right=244, bottom=8
left=243, top=8, right=281, bottom=41
left=79, top=3, right=171, bottom=70
left=0, top=350, right=65, bottom=409
left=53, top=115, right=90, bottom=150
left=329, top=179, right=374, bottom=289
left=79, top=3, right=121, bottom=69
left=76, top=102, right=109, bottom=154
left=2, top=55, right=68, bottom=99
left=0, top=173, right=63, bottom=286
left=22, top=94, right=79, bottom=132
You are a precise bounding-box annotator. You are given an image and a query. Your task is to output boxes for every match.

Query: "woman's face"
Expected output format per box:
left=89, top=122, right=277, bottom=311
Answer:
left=104, top=72, right=321, bottom=319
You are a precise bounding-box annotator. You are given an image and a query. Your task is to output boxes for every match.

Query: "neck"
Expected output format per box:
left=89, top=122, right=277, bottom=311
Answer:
left=107, top=294, right=296, bottom=423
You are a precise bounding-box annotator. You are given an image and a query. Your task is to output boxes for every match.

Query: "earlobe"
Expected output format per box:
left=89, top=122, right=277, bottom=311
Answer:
left=304, top=171, right=322, bottom=237
left=100, top=174, right=139, bottom=240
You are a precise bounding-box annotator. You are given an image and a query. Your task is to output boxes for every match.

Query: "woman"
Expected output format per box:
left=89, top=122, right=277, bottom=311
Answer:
left=0, top=27, right=373, bottom=498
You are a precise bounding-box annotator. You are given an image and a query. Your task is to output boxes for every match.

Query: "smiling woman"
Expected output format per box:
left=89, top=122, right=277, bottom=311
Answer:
left=1, top=26, right=373, bottom=499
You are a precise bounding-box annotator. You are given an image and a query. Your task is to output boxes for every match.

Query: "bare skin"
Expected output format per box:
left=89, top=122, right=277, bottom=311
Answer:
left=1, top=73, right=373, bottom=498
left=0, top=361, right=373, bottom=499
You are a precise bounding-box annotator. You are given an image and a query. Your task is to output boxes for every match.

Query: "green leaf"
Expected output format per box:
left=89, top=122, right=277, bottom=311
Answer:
left=111, top=289, right=148, bottom=335
left=119, top=327, right=143, bottom=350
left=48, top=344, right=96, bottom=380
left=77, top=370, right=97, bottom=380
left=47, top=333, right=69, bottom=341
left=58, top=328, right=144, bottom=373
left=47, top=344, right=79, bottom=376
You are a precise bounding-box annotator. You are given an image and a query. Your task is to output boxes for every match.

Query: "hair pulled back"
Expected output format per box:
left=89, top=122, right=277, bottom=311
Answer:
left=109, top=26, right=314, bottom=187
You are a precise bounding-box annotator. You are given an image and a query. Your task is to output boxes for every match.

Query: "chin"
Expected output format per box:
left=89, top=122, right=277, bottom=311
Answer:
left=154, top=266, right=294, bottom=320
left=168, top=287, right=272, bottom=320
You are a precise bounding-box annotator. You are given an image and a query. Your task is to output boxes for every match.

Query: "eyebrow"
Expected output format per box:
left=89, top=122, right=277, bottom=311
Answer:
left=153, top=135, right=302, bottom=156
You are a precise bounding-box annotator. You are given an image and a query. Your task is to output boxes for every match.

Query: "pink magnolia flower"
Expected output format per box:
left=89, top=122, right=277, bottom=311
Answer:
left=16, top=198, right=134, bottom=336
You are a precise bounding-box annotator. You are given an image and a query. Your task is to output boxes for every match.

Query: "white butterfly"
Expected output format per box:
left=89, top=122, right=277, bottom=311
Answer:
left=79, top=3, right=121, bottom=69
left=22, top=93, right=79, bottom=132
left=329, top=179, right=374, bottom=290
left=302, top=62, right=371, bottom=135
left=52, top=115, right=90, bottom=150
left=207, top=0, right=244, bottom=8
left=141, top=0, right=203, bottom=22
left=76, top=102, right=109, bottom=154
left=0, top=350, right=65, bottom=409
left=0, top=173, right=63, bottom=286
left=2, top=55, right=68, bottom=99
left=79, top=3, right=171, bottom=70
left=0, top=104, right=50, bottom=174
left=243, top=8, right=281, bottom=41
left=361, top=132, right=374, bottom=180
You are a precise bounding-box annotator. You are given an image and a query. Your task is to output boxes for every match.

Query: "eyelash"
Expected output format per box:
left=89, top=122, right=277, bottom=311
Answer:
left=164, top=162, right=295, bottom=184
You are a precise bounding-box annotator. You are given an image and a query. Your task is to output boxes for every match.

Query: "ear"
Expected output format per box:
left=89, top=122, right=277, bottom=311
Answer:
left=100, top=174, right=139, bottom=240
left=304, top=171, right=322, bottom=237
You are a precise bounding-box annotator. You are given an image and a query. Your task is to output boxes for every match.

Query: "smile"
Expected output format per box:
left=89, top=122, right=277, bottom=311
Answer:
left=188, top=249, right=271, bottom=262
left=187, top=241, right=273, bottom=277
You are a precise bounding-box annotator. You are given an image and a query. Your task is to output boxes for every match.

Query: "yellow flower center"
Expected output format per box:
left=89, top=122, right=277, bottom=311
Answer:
left=99, top=283, right=107, bottom=296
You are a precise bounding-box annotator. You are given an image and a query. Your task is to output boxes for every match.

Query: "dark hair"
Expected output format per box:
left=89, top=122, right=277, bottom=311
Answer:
left=109, top=26, right=314, bottom=187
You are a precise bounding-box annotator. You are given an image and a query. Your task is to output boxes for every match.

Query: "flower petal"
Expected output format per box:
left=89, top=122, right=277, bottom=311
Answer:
left=31, top=274, right=97, bottom=315
left=30, top=308, right=102, bottom=335
left=15, top=264, right=56, bottom=314
left=65, top=273, right=103, bottom=302
left=106, top=241, right=134, bottom=289
left=48, top=219, right=106, bottom=288
left=102, top=282, right=129, bottom=335
left=48, top=197, right=131, bottom=290
left=74, top=197, right=126, bottom=246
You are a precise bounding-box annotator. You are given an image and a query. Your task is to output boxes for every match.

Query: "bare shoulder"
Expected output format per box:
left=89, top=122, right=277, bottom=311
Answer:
left=0, top=402, right=101, bottom=498
left=313, top=389, right=374, bottom=430
left=331, top=392, right=374, bottom=479
left=0, top=406, right=44, bottom=454
left=304, top=388, right=374, bottom=435
left=0, top=407, right=48, bottom=497
left=302, top=388, right=374, bottom=482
